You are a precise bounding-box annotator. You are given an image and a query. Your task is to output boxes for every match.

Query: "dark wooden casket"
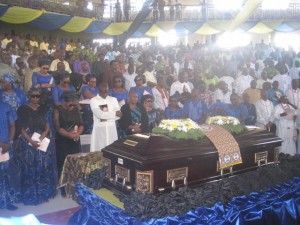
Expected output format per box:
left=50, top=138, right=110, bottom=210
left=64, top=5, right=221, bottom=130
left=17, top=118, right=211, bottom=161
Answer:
left=102, top=128, right=282, bottom=194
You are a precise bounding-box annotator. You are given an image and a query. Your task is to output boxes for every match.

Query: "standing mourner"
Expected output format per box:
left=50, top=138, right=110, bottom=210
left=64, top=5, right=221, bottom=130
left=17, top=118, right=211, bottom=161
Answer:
left=90, top=83, right=122, bottom=152
left=14, top=87, right=56, bottom=205
left=0, top=99, right=18, bottom=210
left=54, top=91, right=84, bottom=194
left=273, top=96, right=297, bottom=155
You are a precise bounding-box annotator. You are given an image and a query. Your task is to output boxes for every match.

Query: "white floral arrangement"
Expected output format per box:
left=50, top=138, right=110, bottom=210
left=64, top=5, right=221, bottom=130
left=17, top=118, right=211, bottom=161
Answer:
left=207, top=116, right=240, bottom=126
left=207, top=116, right=246, bottom=134
left=152, top=119, right=204, bottom=141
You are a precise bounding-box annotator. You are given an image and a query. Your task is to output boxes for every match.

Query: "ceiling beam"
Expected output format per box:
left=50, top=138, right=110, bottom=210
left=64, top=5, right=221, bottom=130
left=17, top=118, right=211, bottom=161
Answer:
left=229, top=0, right=263, bottom=32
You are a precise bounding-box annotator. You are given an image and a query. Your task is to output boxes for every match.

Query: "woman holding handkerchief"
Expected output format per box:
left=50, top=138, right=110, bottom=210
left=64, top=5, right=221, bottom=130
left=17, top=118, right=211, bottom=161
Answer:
left=14, top=86, right=56, bottom=205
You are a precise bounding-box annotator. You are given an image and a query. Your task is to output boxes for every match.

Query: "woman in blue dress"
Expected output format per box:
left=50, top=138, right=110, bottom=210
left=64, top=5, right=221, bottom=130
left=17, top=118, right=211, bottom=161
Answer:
left=32, top=61, right=54, bottom=106
left=164, top=95, right=184, bottom=119
left=109, top=75, right=128, bottom=103
left=14, top=87, right=56, bottom=205
left=0, top=100, right=18, bottom=210
left=81, top=75, right=98, bottom=134
left=0, top=73, right=27, bottom=118
left=109, top=75, right=129, bottom=138
left=129, top=74, right=153, bottom=102
left=52, top=72, right=75, bottom=107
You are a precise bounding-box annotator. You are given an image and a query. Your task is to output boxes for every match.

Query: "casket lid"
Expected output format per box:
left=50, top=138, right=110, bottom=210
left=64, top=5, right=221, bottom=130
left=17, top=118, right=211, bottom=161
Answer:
left=103, top=129, right=282, bottom=163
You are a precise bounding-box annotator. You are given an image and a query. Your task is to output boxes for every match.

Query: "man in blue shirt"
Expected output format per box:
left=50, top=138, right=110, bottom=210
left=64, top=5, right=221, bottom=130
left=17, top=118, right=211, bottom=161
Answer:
left=183, top=88, right=207, bottom=124
left=227, top=93, right=249, bottom=125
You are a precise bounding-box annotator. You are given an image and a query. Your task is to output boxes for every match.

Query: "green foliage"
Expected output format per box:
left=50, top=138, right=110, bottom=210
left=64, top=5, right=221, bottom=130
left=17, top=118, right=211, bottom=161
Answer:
left=222, top=124, right=246, bottom=135
left=153, top=127, right=204, bottom=141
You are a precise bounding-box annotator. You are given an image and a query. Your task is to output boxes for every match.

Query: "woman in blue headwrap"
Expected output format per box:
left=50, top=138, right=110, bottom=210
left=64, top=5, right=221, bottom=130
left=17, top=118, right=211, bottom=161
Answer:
left=0, top=73, right=27, bottom=118
left=14, top=86, right=56, bottom=205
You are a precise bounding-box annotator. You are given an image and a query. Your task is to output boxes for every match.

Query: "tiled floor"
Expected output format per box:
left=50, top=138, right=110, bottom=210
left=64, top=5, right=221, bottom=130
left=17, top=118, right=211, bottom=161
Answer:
left=0, top=192, right=79, bottom=222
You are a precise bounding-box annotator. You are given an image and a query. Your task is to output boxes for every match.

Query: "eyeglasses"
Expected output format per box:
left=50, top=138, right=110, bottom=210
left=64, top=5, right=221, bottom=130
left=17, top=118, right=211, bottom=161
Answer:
left=42, top=67, right=49, bottom=70
left=114, top=79, right=122, bottom=83
left=135, top=78, right=142, bottom=81
left=69, top=104, right=77, bottom=107
left=30, top=94, right=40, bottom=98
left=145, top=99, right=153, bottom=103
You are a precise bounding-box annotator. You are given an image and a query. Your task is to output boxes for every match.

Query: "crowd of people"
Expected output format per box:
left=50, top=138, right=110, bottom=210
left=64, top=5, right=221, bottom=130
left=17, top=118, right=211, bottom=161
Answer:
left=1, top=32, right=300, bottom=211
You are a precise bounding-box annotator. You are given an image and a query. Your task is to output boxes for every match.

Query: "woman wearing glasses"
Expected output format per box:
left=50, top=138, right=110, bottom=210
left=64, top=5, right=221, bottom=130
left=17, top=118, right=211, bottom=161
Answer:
left=31, top=61, right=54, bottom=105
left=51, top=72, right=76, bottom=107
left=14, top=86, right=56, bottom=205
left=109, top=75, right=128, bottom=138
left=129, top=74, right=153, bottom=102
left=54, top=91, right=84, bottom=195
left=81, top=75, right=98, bottom=134
left=109, top=75, right=128, bottom=104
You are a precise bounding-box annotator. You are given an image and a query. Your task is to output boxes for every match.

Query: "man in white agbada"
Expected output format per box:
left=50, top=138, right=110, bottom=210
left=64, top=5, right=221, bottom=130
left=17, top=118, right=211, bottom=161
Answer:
left=90, top=83, right=122, bottom=152
left=273, top=96, right=297, bottom=156
left=254, top=89, right=274, bottom=129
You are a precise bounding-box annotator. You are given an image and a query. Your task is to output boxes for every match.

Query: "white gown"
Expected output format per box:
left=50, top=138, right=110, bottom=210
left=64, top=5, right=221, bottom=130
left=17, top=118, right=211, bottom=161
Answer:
left=255, top=99, right=274, bottom=129
left=273, top=103, right=297, bottom=156
left=90, top=95, right=120, bottom=152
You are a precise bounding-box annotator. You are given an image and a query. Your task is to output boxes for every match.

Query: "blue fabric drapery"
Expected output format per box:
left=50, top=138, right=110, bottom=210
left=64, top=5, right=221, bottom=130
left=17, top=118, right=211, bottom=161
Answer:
left=84, top=21, right=111, bottom=34
left=0, top=4, right=9, bottom=18
left=174, top=21, right=204, bottom=36
left=28, top=12, right=71, bottom=31
left=71, top=177, right=300, bottom=225
left=132, top=23, right=154, bottom=38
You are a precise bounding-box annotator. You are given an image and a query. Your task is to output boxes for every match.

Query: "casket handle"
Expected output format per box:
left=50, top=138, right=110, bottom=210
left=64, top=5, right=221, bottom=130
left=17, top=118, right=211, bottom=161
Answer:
left=220, top=166, right=233, bottom=177
left=255, top=151, right=268, bottom=167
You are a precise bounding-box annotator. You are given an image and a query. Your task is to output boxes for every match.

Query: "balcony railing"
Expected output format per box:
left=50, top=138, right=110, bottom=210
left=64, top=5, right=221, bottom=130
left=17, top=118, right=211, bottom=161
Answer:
left=0, top=0, right=299, bottom=22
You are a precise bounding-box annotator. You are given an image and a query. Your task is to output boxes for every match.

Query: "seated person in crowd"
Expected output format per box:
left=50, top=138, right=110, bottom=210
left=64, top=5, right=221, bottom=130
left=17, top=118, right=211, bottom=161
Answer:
left=242, top=93, right=257, bottom=126
left=119, top=91, right=149, bottom=136
left=213, top=81, right=231, bottom=104
left=129, top=74, right=153, bottom=102
left=142, top=94, right=158, bottom=130
left=208, top=101, right=230, bottom=117
left=52, top=72, right=75, bottom=107
left=268, top=80, right=284, bottom=106
left=164, top=94, right=184, bottom=119
left=143, top=61, right=157, bottom=88
left=227, top=93, right=249, bottom=125
left=197, top=80, right=213, bottom=107
left=183, top=88, right=207, bottom=124
left=152, top=75, right=169, bottom=120
left=255, top=89, right=274, bottom=129
left=170, top=70, right=192, bottom=96
left=243, top=80, right=261, bottom=105
left=109, top=75, right=128, bottom=104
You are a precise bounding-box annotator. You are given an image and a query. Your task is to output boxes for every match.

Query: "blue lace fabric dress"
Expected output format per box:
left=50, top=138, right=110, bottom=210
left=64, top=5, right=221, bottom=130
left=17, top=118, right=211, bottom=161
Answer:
left=14, top=105, right=56, bottom=205
left=81, top=85, right=98, bottom=134
left=0, top=101, right=19, bottom=209
left=109, top=88, right=129, bottom=138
